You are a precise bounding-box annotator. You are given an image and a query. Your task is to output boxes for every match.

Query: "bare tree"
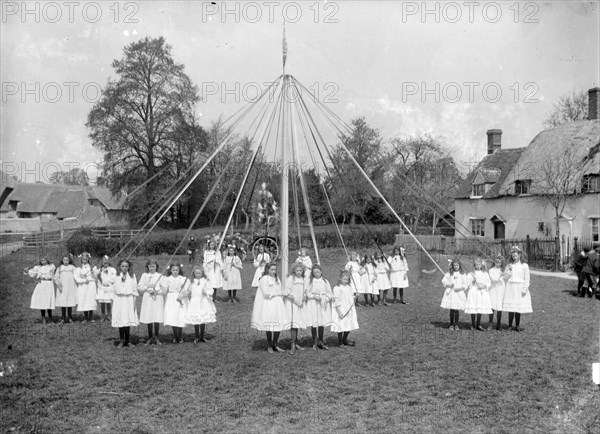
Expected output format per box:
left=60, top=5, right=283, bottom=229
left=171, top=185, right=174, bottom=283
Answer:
left=532, top=147, right=583, bottom=269
left=543, top=89, right=588, bottom=129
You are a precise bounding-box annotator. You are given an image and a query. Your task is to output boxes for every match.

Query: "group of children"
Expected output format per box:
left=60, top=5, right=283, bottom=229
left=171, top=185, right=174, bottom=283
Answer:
left=25, top=254, right=217, bottom=348
left=250, top=262, right=359, bottom=354
left=24, top=242, right=535, bottom=350
left=440, top=245, right=532, bottom=332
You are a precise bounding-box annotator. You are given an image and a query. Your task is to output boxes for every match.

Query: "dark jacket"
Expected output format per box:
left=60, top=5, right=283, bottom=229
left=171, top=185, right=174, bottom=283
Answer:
left=573, top=252, right=587, bottom=274
left=582, top=250, right=599, bottom=275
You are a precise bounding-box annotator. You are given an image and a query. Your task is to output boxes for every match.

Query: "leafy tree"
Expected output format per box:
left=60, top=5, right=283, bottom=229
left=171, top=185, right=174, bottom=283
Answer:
left=389, top=135, right=461, bottom=232
left=48, top=168, right=89, bottom=186
left=86, top=36, right=205, bottom=224
left=328, top=117, right=388, bottom=224
left=543, top=89, right=588, bottom=129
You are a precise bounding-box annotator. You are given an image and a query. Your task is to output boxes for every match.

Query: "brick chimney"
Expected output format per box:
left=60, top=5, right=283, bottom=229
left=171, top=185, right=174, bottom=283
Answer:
left=486, top=129, right=502, bottom=154
left=588, top=87, right=600, bottom=120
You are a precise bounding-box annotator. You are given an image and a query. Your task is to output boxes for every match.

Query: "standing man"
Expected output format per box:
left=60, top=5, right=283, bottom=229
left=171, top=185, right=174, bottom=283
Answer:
left=188, top=235, right=198, bottom=264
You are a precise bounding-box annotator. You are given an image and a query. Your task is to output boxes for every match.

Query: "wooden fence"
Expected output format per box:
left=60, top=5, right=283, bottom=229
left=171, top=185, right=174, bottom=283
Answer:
left=395, top=234, right=563, bottom=269
left=90, top=229, right=146, bottom=239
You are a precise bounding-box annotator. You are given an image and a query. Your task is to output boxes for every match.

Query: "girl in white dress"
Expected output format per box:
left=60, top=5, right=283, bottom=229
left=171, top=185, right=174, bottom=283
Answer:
left=223, top=245, right=243, bottom=303
left=284, top=262, right=307, bottom=354
left=389, top=246, right=409, bottom=304
left=138, top=259, right=165, bottom=345
left=374, top=252, right=391, bottom=306
left=161, top=264, right=189, bottom=344
left=487, top=255, right=507, bottom=330
left=74, top=252, right=97, bottom=322
left=464, top=258, right=492, bottom=331
left=112, top=260, right=139, bottom=348
left=331, top=270, right=359, bottom=347
left=360, top=255, right=377, bottom=307
left=203, top=241, right=223, bottom=303
left=305, top=264, right=333, bottom=350
left=250, top=262, right=290, bottom=353
left=295, top=248, right=313, bottom=278
left=503, top=246, right=532, bottom=332
left=26, top=257, right=56, bottom=324
left=251, top=260, right=266, bottom=289
left=93, top=255, right=116, bottom=322
left=54, top=255, right=77, bottom=323
left=441, top=259, right=469, bottom=330
left=344, top=251, right=364, bottom=304
left=184, top=267, right=217, bottom=344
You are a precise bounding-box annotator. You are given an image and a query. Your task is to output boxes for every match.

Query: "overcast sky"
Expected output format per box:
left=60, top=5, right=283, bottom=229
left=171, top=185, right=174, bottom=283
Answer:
left=1, top=1, right=598, bottom=183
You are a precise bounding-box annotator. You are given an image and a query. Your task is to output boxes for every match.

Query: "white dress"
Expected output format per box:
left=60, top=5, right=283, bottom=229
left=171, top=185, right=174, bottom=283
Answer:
left=295, top=255, right=313, bottom=278
left=360, top=263, right=378, bottom=295
left=330, top=284, right=359, bottom=332
left=223, top=255, right=243, bottom=290
left=305, top=277, right=333, bottom=327
left=464, top=270, right=493, bottom=314
left=375, top=261, right=391, bottom=291
left=138, top=272, right=165, bottom=324
left=250, top=275, right=289, bottom=331
left=252, top=253, right=271, bottom=287
left=252, top=266, right=265, bottom=287
left=345, top=261, right=364, bottom=294
left=29, top=264, right=56, bottom=309
left=74, top=264, right=97, bottom=312
left=440, top=272, right=469, bottom=310
left=389, top=256, right=409, bottom=288
left=488, top=267, right=506, bottom=311
left=54, top=264, right=77, bottom=307
left=111, top=273, right=139, bottom=328
left=161, top=275, right=190, bottom=327
left=184, top=277, right=217, bottom=324
left=284, top=275, right=307, bottom=329
left=502, top=262, right=532, bottom=313
left=93, top=266, right=116, bottom=303
left=203, top=250, right=223, bottom=289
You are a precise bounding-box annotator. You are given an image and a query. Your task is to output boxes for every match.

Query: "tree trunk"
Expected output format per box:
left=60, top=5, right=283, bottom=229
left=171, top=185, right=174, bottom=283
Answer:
left=555, top=211, right=561, bottom=271
left=431, top=210, right=437, bottom=235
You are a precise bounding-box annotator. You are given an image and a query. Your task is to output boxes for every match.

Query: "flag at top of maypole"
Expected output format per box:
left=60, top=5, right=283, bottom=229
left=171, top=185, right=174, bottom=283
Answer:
left=282, top=24, right=288, bottom=73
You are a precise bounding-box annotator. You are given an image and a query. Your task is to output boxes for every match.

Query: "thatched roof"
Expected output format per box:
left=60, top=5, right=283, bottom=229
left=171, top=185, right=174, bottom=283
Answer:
left=0, top=183, right=127, bottom=216
left=497, top=119, right=600, bottom=195
left=456, top=119, right=600, bottom=199
left=455, top=148, right=525, bottom=199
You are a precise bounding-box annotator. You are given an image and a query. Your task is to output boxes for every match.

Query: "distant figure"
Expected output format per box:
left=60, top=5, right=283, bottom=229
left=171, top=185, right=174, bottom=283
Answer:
left=573, top=250, right=588, bottom=297
left=188, top=236, right=198, bottom=264
left=581, top=247, right=599, bottom=298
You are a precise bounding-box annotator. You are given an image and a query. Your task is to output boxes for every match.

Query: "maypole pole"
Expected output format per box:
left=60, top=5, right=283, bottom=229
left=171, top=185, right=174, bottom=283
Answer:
left=280, top=25, right=290, bottom=278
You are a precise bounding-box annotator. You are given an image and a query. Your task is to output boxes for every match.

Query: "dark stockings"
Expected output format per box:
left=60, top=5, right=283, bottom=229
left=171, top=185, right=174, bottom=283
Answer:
left=194, top=324, right=206, bottom=340
left=337, top=331, right=351, bottom=345
left=266, top=331, right=281, bottom=348
left=40, top=309, right=52, bottom=323
left=449, top=309, right=460, bottom=326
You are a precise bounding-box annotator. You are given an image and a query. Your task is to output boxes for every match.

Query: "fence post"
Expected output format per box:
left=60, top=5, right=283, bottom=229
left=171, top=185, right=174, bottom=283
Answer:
left=573, top=236, right=578, bottom=254
left=554, top=236, right=559, bottom=271
left=525, top=235, right=531, bottom=262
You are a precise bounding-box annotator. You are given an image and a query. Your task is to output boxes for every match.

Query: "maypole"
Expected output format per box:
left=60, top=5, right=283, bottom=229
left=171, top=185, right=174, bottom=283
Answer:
left=280, top=27, right=290, bottom=278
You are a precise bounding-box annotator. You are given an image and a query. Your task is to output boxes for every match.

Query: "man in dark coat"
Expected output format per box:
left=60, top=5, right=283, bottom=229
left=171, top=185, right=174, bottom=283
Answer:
left=581, top=247, right=599, bottom=298
left=573, top=250, right=588, bottom=297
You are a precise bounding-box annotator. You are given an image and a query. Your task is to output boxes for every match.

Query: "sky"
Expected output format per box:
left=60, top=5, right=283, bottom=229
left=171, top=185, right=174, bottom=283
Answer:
left=1, top=1, right=599, bottom=184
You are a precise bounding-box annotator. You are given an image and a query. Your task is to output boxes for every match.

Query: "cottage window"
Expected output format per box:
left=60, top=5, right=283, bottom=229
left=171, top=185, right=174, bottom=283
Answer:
left=592, top=218, right=599, bottom=243
left=581, top=174, right=600, bottom=193
left=472, top=184, right=486, bottom=197
left=515, top=180, right=531, bottom=195
left=471, top=218, right=485, bottom=237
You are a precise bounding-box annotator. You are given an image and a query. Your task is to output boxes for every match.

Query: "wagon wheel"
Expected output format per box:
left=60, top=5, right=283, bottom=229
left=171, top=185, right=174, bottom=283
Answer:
left=252, top=237, right=279, bottom=261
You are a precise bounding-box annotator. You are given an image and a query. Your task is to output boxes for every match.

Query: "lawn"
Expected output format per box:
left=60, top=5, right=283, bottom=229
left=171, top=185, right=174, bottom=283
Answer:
left=0, top=247, right=598, bottom=433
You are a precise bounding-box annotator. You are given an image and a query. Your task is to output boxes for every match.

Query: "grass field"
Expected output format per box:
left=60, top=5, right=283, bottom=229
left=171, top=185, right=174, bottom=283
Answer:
left=1, top=248, right=599, bottom=433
